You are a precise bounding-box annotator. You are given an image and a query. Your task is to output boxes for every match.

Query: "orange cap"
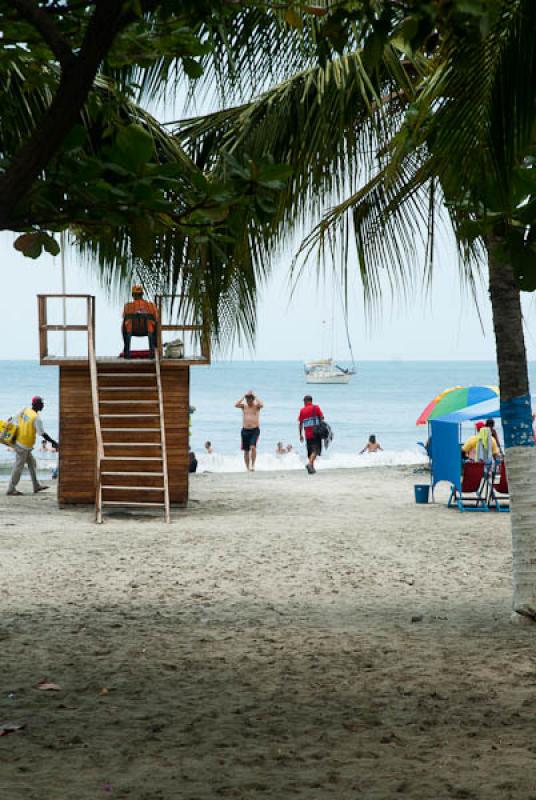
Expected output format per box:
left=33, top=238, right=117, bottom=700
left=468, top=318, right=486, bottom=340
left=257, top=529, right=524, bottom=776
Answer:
left=132, top=283, right=143, bottom=295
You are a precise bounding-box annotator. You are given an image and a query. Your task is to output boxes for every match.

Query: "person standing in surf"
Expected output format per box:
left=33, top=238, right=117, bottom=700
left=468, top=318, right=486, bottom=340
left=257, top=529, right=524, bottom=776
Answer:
left=235, top=390, right=264, bottom=471
left=298, top=395, right=324, bottom=474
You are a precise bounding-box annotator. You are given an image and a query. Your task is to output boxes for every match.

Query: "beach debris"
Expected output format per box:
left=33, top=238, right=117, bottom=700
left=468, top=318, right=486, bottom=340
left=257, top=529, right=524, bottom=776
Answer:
left=410, top=615, right=423, bottom=624
left=35, top=678, right=61, bottom=691
left=101, top=783, right=113, bottom=793
left=99, top=688, right=109, bottom=696
left=7, top=692, right=16, bottom=700
left=0, top=721, right=26, bottom=736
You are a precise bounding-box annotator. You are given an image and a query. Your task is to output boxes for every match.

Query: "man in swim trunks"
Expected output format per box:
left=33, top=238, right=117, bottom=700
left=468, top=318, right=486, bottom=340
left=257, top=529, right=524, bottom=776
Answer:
left=235, top=390, right=263, bottom=471
left=298, top=395, right=324, bottom=474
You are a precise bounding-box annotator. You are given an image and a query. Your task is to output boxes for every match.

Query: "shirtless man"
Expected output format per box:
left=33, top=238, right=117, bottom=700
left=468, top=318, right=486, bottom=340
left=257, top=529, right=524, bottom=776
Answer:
left=235, top=390, right=264, bottom=471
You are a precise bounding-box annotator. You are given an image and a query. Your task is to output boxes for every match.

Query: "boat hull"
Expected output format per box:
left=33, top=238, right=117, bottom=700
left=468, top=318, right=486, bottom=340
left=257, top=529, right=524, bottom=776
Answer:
left=305, top=372, right=352, bottom=384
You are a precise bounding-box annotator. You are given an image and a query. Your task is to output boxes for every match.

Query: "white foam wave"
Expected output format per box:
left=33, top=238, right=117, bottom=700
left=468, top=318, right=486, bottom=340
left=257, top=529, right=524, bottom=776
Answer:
left=195, top=448, right=427, bottom=474
left=0, top=448, right=427, bottom=478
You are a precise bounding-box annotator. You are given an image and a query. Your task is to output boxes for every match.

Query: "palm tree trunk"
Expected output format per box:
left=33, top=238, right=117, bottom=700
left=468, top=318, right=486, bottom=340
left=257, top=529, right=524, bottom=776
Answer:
left=487, top=232, right=536, bottom=619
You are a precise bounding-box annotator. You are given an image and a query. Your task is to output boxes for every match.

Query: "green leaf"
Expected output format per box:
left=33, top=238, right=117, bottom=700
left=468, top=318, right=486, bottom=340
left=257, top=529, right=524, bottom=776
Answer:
left=182, top=57, right=204, bottom=80
left=393, top=16, right=419, bottom=51
left=113, top=124, right=154, bottom=173
left=130, top=217, right=154, bottom=261
left=14, top=232, right=43, bottom=259
left=362, top=30, right=385, bottom=69
left=42, top=233, right=60, bottom=256
left=62, top=124, right=87, bottom=152
left=284, top=9, right=302, bottom=29
left=13, top=231, right=59, bottom=259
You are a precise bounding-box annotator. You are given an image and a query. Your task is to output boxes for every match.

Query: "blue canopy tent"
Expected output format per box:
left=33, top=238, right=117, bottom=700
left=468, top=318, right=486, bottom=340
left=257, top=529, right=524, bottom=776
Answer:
left=430, top=399, right=501, bottom=493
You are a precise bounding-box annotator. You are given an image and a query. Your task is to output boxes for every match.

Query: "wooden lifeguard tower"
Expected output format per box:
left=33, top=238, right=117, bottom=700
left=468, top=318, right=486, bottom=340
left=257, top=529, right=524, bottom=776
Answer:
left=38, top=294, right=209, bottom=522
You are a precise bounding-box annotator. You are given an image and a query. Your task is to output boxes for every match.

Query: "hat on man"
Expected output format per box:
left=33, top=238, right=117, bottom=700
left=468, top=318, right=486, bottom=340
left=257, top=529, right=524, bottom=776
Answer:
left=32, top=395, right=44, bottom=410
left=475, top=421, right=485, bottom=431
left=131, top=283, right=143, bottom=296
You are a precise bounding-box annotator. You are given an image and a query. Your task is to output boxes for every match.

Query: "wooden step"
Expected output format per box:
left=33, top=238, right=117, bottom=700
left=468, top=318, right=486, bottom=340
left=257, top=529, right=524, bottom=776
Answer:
left=99, top=378, right=157, bottom=389
left=101, top=501, right=165, bottom=507
left=102, top=471, right=164, bottom=477
left=101, top=427, right=160, bottom=432
left=99, top=387, right=157, bottom=392
left=99, top=400, right=158, bottom=404
left=104, top=442, right=161, bottom=447
left=102, top=485, right=164, bottom=491
left=98, top=373, right=156, bottom=377
left=102, top=456, right=162, bottom=461
left=102, top=430, right=161, bottom=444
left=102, top=472, right=165, bottom=487
left=100, top=414, right=159, bottom=418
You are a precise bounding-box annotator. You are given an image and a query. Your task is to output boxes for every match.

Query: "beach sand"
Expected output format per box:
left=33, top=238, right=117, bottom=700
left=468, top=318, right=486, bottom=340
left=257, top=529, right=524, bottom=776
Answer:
left=0, top=465, right=534, bottom=799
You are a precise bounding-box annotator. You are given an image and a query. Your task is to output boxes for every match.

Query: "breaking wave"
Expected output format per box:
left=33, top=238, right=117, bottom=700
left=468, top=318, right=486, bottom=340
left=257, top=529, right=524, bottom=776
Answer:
left=194, top=448, right=428, bottom=474
left=0, top=447, right=427, bottom=479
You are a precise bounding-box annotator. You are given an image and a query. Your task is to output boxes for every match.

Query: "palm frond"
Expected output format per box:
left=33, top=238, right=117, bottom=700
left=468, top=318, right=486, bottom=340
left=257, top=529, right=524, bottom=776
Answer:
left=178, top=46, right=422, bottom=245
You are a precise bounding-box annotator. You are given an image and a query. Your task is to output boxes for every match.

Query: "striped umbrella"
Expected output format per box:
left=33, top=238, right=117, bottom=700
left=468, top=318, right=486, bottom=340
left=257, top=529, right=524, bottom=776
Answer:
left=416, top=385, right=499, bottom=425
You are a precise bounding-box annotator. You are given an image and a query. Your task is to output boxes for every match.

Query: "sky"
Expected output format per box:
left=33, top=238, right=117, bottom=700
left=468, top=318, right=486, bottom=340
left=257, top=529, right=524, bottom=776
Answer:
left=3, top=227, right=536, bottom=362
left=3, top=83, right=536, bottom=364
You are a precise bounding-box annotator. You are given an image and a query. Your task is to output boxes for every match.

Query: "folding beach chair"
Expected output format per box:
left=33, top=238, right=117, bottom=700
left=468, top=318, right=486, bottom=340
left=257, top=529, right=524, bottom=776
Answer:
left=489, top=462, right=510, bottom=512
left=447, top=461, right=490, bottom=512
left=121, top=312, right=158, bottom=358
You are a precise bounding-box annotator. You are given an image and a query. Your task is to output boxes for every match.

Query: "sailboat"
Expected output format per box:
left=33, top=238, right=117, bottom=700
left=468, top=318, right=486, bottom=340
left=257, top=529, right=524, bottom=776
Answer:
left=304, top=297, right=357, bottom=384
left=304, top=358, right=355, bottom=384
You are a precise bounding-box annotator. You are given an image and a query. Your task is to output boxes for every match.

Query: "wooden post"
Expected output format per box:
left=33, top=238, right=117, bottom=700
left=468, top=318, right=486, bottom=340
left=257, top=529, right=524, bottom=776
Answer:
left=38, top=295, right=48, bottom=360
left=87, top=296, right=104, bottom=523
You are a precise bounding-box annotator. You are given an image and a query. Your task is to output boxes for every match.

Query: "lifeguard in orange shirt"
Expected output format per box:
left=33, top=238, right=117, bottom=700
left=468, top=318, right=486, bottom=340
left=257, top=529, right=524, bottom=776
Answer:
left=122, top=284, right=159, bottom=358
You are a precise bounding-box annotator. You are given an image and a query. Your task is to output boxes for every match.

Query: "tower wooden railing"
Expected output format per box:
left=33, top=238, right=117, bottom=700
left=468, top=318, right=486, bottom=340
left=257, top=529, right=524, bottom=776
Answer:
left=37, top=294, right=95, bottom=362
left=87, top=298, right=105, bottom=523
left=156, top=294, right=210, bottom=364
left=154, top=350, right=171, bottom=523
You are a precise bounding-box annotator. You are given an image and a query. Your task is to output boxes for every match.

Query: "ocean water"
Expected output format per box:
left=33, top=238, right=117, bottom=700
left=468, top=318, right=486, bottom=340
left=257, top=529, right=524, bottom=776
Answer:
left=0, top=359, right=524, bottom=477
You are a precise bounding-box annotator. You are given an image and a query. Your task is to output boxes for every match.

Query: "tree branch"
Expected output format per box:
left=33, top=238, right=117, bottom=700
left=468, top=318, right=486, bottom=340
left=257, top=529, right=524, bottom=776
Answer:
left=11, top=0, right=75, bottom=68
left=0, top=0, right=129, bottom=230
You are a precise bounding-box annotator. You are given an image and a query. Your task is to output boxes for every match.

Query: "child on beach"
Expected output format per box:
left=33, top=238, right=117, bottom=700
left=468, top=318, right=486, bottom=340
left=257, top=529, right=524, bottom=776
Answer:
left=360, top=435, right=383, bottom=454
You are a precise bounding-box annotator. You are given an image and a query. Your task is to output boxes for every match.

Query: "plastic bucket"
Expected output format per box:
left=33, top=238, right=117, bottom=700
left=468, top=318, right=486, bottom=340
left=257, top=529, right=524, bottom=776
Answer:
left=414, top=484, right=430, bottom=504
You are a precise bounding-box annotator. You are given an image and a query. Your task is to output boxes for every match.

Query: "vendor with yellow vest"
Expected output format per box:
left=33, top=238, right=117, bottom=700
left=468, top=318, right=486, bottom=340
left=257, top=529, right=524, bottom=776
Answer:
left=7, top=396, right=58, bottom=496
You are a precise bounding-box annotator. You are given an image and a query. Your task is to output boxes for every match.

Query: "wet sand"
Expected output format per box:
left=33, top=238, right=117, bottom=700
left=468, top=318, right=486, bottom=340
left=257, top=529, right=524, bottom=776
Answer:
left=1, top=465, right=534, bottom=800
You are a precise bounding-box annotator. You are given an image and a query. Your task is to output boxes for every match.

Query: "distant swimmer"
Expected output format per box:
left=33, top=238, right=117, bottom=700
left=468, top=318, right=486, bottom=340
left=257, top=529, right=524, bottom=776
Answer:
left=235, top=390, right=264, bottom=471
left=276, top=441, right=287, bottom=455
left=360, top=435, right=383, bottom=454
left=204, top=441, right=214, bottom=454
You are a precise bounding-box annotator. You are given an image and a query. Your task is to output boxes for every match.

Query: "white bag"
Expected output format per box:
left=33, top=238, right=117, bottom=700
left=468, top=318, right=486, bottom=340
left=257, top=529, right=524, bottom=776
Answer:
left=164, top=338, right=184, bottom=359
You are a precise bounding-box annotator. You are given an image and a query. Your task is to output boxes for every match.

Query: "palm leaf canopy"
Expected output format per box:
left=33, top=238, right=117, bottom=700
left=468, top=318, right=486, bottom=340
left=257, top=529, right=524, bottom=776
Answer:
left=0, top=37, right=293, bottom=348
left=176, top=44, right=422, bottom=297
left=177, top=0, right=536, bottom=308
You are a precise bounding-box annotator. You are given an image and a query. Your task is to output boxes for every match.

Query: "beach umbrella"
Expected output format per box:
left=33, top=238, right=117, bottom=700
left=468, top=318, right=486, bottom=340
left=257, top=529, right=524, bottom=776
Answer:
left=416, top=385, right=499, bottom=425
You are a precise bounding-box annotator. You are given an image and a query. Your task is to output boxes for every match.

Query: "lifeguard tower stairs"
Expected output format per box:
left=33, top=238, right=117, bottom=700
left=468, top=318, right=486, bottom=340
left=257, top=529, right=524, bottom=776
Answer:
left=38, top=295, right=209, bottom=523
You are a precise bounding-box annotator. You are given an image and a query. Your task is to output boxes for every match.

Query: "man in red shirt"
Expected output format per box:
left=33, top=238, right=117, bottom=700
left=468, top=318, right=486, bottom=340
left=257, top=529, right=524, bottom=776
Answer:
left=298, top=395, right=324, bottom=474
